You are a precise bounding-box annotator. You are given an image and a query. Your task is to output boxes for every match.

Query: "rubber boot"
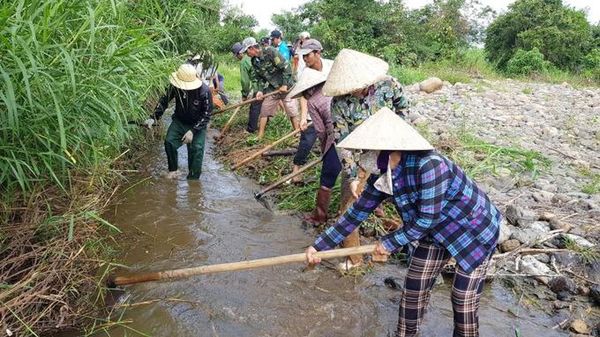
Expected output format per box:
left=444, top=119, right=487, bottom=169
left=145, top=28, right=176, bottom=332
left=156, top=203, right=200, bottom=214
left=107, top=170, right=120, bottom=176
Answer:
left=303, top=186, right=332, bottom=226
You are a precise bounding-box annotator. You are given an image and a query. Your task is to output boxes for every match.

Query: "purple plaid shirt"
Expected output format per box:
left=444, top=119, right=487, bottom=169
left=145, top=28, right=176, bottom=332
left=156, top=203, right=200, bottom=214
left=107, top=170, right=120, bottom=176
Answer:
left=313, top=151, right=501, bottom=273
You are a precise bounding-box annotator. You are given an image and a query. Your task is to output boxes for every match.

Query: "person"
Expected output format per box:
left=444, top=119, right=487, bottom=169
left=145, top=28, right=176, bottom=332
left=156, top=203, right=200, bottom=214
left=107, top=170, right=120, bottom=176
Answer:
left=260, top=36, right=270, bottom=48
left=294, top=31, right=311, bottom=78
left=187, top=54, right=228, bottom=107
left=144, top=63, right=213, bottom=179
left=240, top=37, right=299, bottom=139
left=232, top=42, right=261, bottom=133
left=305, top=107, right=501, bottom=337
left=287, top=68, right=340, bottom=225
left=290, top=39, right=334, bottom=184
left=321, top=48, right=411, bottom=269
left=270, top=29, right=291, bottom=61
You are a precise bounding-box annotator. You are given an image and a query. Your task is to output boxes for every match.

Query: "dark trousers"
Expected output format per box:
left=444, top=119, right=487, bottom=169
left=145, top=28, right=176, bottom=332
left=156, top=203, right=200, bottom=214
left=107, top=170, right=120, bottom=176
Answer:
left=247, top=100, right=262, bottom=133
left=164, top=118, right=206, bottom=179
left=293, top=124, right=317, bottom=166
left=319, top=146, right=342, bottom=188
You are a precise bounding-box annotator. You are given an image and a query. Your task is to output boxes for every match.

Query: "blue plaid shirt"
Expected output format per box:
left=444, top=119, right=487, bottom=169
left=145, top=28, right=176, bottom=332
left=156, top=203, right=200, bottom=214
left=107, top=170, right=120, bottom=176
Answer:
left=313, top=151, right=501, bottom=273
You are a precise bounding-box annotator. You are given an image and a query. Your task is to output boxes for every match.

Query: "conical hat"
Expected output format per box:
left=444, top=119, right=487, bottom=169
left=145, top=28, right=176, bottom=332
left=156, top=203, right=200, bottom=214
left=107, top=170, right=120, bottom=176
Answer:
left=287, top=68, right=327, bottom=99
left=322, top=49, right=389, bottom=97
left=337, top=107, right=433, bottom=151
left=169, top=63, right=202, bottom=90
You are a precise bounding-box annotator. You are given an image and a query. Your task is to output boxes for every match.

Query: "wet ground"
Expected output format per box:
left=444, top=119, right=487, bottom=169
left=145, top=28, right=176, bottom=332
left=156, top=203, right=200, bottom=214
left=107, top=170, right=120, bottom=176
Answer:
left=100, top=127, right=568, bottom=337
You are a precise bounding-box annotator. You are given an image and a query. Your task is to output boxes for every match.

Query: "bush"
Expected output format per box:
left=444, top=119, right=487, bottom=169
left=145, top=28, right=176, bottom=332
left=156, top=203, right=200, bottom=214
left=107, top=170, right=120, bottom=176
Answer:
left=505, top=48, right=550, bottom=75
left=485, top=0, right=593, bottom=71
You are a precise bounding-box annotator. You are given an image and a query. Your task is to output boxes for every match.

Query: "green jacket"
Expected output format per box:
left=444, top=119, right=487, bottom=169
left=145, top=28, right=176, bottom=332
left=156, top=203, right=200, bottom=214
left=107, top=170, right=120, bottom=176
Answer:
left=250, top=46, right=294, bottom=94
left=240, top=55, right=254, bottom=99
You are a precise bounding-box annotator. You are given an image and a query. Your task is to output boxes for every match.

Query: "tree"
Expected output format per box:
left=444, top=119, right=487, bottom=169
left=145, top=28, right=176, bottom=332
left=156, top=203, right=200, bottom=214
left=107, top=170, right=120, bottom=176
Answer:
left=484, top=0, right=593, bottom=71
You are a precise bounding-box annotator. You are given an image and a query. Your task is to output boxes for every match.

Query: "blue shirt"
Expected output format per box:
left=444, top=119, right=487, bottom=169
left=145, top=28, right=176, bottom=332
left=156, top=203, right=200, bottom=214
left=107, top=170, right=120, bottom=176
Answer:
left=313, top=151, right=501, bottom=273
left=277, top=41, right=291, bottom=61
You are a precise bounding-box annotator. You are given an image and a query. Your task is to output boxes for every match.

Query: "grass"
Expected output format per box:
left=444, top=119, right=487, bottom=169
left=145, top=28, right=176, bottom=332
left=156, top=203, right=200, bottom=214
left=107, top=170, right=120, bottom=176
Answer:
left=577, top=167, right=600, bottom=195
left=432, top=126, right=552, bottom=181
left=562, top=236, right=600, bottom=264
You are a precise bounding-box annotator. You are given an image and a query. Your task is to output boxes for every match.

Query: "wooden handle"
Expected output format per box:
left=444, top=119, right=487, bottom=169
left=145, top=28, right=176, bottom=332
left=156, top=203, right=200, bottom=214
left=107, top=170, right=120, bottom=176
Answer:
left=255, top=158, right=322, bottom=197
left=110, top=244, right=376, bottom=286
left=217, top=106, right=242, bottom=140
left=231, top=123, right=312, bottom=170
left=212, top=91, right=279, bottom=116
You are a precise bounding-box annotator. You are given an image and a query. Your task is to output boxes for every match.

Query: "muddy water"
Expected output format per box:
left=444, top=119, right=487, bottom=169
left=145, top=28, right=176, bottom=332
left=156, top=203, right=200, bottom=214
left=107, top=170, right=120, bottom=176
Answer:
left=103, top=128, right=567, bottom=337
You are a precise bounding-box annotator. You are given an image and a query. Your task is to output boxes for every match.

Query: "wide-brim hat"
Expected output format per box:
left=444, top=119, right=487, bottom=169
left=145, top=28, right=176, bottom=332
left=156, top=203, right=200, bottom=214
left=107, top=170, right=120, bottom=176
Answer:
left=287, top=68, right=327, bottom=99
left=322, top=49, right=389, bottom=97
left=337, top=107, right=433, bottom=151
left=169, top=63, right=202, bottom=90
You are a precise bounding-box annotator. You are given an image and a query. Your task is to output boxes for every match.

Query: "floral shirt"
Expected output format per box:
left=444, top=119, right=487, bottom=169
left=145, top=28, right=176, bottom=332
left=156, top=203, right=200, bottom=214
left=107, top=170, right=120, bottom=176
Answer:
left=331, top=76, right=409, bottom=178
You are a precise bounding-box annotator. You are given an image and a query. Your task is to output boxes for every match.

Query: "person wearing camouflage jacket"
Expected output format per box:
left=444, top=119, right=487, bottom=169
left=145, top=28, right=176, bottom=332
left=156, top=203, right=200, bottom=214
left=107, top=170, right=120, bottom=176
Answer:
left=240, top=37, right=299, bottom=139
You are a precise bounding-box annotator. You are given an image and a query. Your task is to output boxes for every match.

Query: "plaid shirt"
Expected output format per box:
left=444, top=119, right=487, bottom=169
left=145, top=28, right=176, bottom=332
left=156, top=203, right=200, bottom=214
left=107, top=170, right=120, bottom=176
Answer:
left=313, top=151, right=501, bottom=273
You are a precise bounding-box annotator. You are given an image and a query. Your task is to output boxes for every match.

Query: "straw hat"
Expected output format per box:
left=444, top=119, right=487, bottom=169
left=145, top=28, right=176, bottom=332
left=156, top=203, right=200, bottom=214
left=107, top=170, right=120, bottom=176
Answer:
left=287, top=68, right=327, bottom=99
left=322, top=49, right=389, bottom=97
left=337, top=107, right=433, bottom=151
left=169, top=64, right=202, bottom=90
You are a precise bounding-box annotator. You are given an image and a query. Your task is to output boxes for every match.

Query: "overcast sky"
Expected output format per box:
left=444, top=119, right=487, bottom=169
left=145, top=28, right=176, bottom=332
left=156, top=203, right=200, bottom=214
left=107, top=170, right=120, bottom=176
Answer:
left=227, top=0, right=599, bottom=31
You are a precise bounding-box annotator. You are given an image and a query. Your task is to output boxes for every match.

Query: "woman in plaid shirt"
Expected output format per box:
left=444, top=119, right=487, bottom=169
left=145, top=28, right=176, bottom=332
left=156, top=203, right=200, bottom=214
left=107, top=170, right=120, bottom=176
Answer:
left=306, top=107, right=501, bottom=337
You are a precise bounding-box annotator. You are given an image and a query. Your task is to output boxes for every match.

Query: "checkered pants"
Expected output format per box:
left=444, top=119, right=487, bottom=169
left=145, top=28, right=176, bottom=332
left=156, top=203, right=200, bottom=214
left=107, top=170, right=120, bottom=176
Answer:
left=395, top=242, right=490, bottom=337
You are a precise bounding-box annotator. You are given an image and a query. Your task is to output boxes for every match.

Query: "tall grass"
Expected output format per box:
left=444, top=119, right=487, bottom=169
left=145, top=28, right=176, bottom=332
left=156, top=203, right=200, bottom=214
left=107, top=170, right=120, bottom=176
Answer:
left=0, top=0, right=177, bottom=197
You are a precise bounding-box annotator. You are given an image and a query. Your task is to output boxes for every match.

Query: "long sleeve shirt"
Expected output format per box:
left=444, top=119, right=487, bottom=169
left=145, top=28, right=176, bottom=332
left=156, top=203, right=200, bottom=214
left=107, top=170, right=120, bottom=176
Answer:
left=313, top=151, right=501, bottom=273
left=277, top=41, right=291, bottom=61
left=250, top=46, right=295, bottom=94
left=153, top=84, right=213, bottom=134
left=331, top=76, right=409, bottom=179
left=240, top=55, right=254, bottom=98
left=306, top=83, right=334, bottom=153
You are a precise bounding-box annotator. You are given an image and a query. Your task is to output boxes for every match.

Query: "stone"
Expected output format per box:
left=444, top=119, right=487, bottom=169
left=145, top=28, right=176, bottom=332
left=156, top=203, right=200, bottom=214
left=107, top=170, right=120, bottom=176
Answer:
left=505, top=204, right=538, bottom=227
left=562, top=234, right=596, bottom=248
left=419, top=77, right=443, bottom=94
left=552, top=194, right=572, bottom=204
left=548, top=217, right=572, bottom=231
left=548, top=276, right=577, bottom=294
left=533, top=253, right=550, bottom=264
left=542, top=126, right=559, bottom=137
left=590, top=284, right=600, bottom=305
left=500, top=239, right=521, bottom=252
left=520, top=255, right=554, bottom=284
left=497, top=220, right=512, bottom=244
left=511, top=221, right=551, bottom=244
left=570, top=319, right=590, bottom=334
left=532, top=190, right=555, bottom=203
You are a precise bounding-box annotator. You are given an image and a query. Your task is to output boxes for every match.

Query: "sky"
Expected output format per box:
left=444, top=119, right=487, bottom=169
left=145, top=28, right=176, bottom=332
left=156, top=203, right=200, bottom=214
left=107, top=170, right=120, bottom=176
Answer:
left=226, top=0, right=600, bottom=31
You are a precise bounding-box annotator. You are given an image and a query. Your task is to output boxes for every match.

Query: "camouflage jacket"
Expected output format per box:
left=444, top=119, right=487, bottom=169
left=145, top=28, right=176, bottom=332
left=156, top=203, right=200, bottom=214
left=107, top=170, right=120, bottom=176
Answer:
left=331, top=76, right=410, bottom=178
left=250, top=46, right=294, bottom=94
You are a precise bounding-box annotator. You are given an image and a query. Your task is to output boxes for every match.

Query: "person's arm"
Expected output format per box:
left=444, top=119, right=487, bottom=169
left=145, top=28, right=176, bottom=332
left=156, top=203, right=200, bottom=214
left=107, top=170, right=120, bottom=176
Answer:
left=390, top=78, right=410, bottom=118
left=153, top=85, right=175, bottom=120
left=299, top=96, right=309, bottom=130
left=193, top=86, right=213, bottom=133
left=240, top=59, right=252, bottom=99
left=313, top=176, right=388, bottom=251
left=270, top=48, right=294, bottom=90
left=380, top=157, right=450, bottom=252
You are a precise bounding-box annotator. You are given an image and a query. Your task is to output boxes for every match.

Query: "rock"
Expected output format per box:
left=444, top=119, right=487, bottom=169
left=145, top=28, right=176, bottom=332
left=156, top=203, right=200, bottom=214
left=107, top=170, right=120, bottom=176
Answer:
left=532, top=190, right=555, bottom=203
left=406, top=83, right=421, bottom=93
left=548, top=276, right=577, bottom=294
left=590, top=284, right=600, bottom=305
left=542, top=126, right=559, bottom=137
left=554, top=251, right=582, bottom=267
left=505, top=204, right=537, bottom=227
left=512, top=221, right=551, bottom=244
left=557, top=291, right=572, bottom=301
left=497, top=221, right=512, bottom=244
left=500, top=239, right=521, bottom=252
left=539, top=212, right=557, bottom=221
left=520, top=255, right=554, bottom=284
left=570, top=319, right=590, bottom=334
left=562, top=234, right=596, bottom=248
left=552, top=194, right=572, bottom=204
left=533, top=253, right=550, bottom=264
left=548, top=217, right=572, bottom=231
left=419, top=77, right=443, bottom=94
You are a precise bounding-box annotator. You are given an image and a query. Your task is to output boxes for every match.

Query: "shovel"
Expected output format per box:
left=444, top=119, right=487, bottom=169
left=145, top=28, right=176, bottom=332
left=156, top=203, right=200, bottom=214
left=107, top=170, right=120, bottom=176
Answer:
left=253, top=158, right=321, bottom=211
left=231, top=123, right=311, bottom=170
left=108, top=244, right=376, bottom=287
left=211, top=91, right=279, bottom=116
